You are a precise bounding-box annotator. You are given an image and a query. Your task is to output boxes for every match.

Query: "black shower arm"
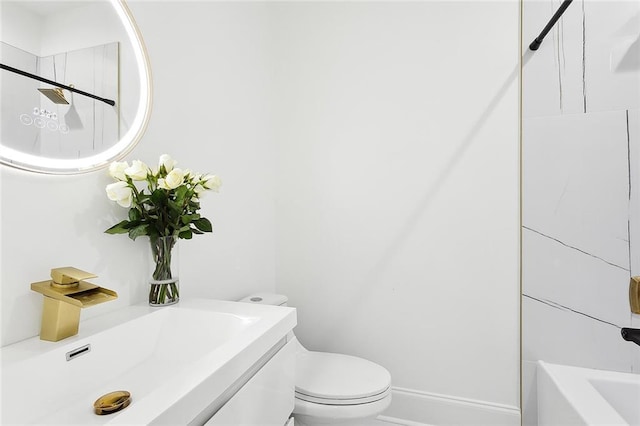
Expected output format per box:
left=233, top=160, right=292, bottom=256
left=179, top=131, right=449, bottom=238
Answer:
left=621, top=328, right=640, bottom=347
left=529, top=0, right=574, bottom=51
left=0, top=62, right=116, bottom=106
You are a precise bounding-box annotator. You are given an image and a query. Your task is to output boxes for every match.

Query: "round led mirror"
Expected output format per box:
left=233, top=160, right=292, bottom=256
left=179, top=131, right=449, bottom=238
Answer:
left=0, top=0, right=152, bottom=174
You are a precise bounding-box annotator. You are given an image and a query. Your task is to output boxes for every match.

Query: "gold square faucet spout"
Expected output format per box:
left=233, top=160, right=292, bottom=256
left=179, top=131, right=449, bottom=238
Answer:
left=31, top=267, right=117, bottom=342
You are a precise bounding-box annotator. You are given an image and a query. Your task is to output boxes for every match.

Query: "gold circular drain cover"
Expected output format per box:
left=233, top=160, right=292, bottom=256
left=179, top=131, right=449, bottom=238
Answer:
left=93, top=390, right=131, bottom=415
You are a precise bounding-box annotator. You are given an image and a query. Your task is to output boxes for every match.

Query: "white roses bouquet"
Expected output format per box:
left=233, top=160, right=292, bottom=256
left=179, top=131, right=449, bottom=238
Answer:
left=105, top=154, right=221, bottom=305
left=105, top=154, right=221, bottom=240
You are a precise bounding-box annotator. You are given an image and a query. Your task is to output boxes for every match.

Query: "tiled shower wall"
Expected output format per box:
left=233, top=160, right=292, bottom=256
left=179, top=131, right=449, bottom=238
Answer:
left=522, top=1, right=640, bottom=424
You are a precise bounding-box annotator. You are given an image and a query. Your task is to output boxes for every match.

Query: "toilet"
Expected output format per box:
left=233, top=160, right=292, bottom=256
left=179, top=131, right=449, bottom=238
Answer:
left=239, top=293, right=392, bottom=426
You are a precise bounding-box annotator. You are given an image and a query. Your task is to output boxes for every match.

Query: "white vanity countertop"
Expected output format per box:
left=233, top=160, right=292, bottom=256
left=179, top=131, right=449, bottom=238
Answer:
left=1, top=298, right=297, bottom=425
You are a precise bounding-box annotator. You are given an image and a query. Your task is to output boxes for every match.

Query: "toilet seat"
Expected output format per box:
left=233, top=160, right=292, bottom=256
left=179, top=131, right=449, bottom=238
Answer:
left=296, top=388, right=390, bottom=405
left=295, top=351, right=391, bottom=406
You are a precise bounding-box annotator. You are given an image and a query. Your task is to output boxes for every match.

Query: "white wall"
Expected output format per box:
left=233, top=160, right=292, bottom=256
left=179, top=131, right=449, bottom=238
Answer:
left=272, top=2, right=521, bottom=424
left=128, top=1, right=277, bottom=302
left=1, top=2, right=520, bottom=423
left=522, top=1, right=640, bottom=424
left=0, top=2, right=42, bottom=54
left=0, top=1, right=276, bottom=346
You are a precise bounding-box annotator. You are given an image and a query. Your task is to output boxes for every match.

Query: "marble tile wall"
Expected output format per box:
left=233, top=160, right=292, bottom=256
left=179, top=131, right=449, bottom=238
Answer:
left=522, top=1, right=640, bottom=424
left=0, top=40, right=119, bottom=159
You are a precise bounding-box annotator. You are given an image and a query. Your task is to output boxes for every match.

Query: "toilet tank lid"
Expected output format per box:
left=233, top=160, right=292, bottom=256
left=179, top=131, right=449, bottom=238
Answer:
left=238, top=293, right=288, bottom=306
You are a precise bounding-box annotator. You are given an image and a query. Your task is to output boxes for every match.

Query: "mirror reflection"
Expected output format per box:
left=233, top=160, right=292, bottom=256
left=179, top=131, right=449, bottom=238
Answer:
left=0, top=0, right=151, bottom=174
left=2, top=41, right=119, bottom=158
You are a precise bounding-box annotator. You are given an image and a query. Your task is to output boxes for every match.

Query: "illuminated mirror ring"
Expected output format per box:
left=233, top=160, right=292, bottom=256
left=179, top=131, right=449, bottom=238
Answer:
left=0, top=0, right=152, bottom=174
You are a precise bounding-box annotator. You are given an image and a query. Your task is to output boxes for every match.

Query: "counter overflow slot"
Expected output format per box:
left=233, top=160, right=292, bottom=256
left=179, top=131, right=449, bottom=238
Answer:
left=66, top=344, right=91, bottom=361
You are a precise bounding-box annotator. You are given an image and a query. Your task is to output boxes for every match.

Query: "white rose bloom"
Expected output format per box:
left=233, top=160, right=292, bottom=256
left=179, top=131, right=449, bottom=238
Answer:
left=193, top=184, right=205, bottom=194
left=163, top=168, right=185, bottom=190
left=124, top=160, right=149, bottom=181
left=202, top=174, right=222, bottom=192
left=159, top=154, right=177, bottom=172
left=106, top=181, right=133, bottom=208
left=108, top=161, right=129, bottom=181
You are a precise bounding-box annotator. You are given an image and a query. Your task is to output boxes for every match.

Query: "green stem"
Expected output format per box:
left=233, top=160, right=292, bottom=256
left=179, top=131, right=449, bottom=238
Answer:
left=151, top=236, right=175, bottom=281
left=149, top=235, right=179, bottom=305
left=128, top=181, right=149, bottom=222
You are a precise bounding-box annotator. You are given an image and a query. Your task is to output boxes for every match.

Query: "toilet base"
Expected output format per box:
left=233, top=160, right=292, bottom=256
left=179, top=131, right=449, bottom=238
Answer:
left=293, top=394, right=391, bottom=426
left=294, top=413, right=380, bottom=426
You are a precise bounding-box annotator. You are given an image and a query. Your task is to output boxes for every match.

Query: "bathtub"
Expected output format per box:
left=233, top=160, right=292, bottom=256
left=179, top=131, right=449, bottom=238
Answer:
left=537, top=361, right=640, bottom=425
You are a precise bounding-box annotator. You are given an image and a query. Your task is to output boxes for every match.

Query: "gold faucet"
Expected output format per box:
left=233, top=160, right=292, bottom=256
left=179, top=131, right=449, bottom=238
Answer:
left=31, top=267, right=117, bottom=342
left=631, top=277, right=640, bottom=314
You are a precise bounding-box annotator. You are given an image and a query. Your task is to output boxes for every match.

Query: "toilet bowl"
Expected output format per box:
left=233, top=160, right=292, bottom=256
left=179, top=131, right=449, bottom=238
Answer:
left=239, top=293, right=392, bottom=426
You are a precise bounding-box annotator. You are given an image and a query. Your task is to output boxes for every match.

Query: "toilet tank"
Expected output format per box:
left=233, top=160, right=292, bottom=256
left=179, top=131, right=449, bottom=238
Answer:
left=238, top=293, right=288, bottom=307
left=240, top=293, right=305, bottom=352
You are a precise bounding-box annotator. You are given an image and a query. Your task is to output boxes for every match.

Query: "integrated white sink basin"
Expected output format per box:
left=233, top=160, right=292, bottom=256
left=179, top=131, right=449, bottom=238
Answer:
left=538, top=361, right=640, bottom=425
left=1, top=299, right=296, bottom=425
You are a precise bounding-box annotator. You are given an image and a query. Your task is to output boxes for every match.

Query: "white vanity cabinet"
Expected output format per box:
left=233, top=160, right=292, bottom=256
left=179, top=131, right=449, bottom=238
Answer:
left=205, top=338, right=296, bottom=425
left=1, top=300, right=297, bottom=425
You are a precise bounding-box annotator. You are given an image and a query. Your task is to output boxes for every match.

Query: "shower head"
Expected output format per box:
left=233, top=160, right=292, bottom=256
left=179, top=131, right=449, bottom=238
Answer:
left=38, top=87, right=69, bottom=105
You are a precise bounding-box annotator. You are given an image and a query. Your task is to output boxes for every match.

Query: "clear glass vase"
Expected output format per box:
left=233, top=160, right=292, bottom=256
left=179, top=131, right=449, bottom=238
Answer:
left=149, top=235, right=179, bottom=306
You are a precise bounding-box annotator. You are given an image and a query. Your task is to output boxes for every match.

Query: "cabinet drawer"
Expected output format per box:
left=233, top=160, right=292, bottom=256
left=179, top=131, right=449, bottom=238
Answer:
left=205, top=339, right=296, bottom=425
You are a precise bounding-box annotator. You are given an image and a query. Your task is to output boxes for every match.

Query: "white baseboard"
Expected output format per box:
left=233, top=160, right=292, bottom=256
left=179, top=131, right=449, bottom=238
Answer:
left=379, top=386, right=521, bottom=425
left=377, top=414, right=435, bottom=426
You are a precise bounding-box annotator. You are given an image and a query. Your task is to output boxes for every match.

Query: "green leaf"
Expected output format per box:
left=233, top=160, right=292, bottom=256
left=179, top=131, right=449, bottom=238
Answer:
left=181, top=213, right=200, bottom=225
left=193, top=217, right=212, bottom=233
left=175, top=185, right=188, bottom=204
left=191, top=227, right=204, bottom=235
left=167, top=199, right=181, bottom=215
left=179, top=229, right=193, bottom=239
left=147, top=228, right=159, bottom=240
left=128, top=224, right=149, bottom=240
left=128, top=208, right=142, bottom=222
left=104, top=220, right=131, bottom=234
left=151, top=189, right=167, bottom=205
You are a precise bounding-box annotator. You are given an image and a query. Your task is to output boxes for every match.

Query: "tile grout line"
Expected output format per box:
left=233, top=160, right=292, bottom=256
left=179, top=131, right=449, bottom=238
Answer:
left=555, top=3, right=563, bottom=113
left=553, top=0, right=563, bottom=112
left=627, top=110, right=632, bottom=201
left=581, top=0, right=587, bottom=113
left=523, top=225, right=630, bottom=272
left=627, top=110, right=633, bottom=276
left=523, top=294, right=621, bottom=329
